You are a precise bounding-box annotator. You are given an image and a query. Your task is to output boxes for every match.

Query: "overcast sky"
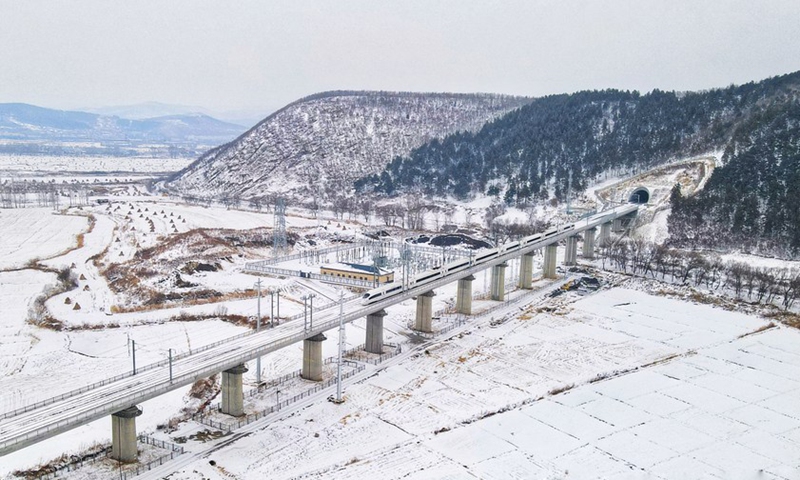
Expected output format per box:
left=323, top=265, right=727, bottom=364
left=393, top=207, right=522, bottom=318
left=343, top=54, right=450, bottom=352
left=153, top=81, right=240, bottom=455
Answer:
left=2, top=0, right=799, bottom=117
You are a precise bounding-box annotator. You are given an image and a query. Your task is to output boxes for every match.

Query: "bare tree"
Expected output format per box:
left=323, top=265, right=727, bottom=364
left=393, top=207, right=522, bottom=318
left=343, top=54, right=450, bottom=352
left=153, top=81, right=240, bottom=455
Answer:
left=358, top=199, right=374, bottom=224
left=249, top=197, right=263, bottom=211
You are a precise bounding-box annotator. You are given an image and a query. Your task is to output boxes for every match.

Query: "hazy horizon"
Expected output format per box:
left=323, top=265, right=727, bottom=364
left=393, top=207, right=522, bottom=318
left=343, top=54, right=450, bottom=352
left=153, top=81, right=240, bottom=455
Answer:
left=2, top=0, right=799, bottom=116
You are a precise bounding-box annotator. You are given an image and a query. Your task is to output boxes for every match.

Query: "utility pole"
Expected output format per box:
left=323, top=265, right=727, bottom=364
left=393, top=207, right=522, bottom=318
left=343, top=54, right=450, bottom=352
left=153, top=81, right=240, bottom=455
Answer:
left=132, top=340, right=136, bottom=375
left=270, top=290, right=274, bottom=328
left=255, top=279, right=262, bottom=384
left=334, top=291, right=345, bottom=403
left=303, top=295, right=308, bottom=330
left=309, top=294, right=315, bottom=330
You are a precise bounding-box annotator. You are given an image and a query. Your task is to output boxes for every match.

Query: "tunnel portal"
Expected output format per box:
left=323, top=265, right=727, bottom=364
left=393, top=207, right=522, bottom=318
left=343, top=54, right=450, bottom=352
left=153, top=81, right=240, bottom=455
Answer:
left=629, top=187, right=650, bottom=204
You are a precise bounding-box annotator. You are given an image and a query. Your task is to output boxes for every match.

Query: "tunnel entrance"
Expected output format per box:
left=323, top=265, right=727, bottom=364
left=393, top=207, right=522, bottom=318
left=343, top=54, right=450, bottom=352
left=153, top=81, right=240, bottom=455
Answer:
left=629, top=187, right=650, bottom=204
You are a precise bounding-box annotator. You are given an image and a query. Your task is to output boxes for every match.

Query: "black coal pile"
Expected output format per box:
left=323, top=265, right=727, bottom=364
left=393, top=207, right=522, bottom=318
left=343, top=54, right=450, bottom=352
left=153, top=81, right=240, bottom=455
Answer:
left=408, top=233, right=492, bottom=250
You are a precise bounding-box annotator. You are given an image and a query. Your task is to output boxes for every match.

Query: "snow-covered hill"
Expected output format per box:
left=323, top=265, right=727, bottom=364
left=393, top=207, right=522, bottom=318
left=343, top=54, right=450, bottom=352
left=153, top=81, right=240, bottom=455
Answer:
left=163, top=91, right=530, bottom=203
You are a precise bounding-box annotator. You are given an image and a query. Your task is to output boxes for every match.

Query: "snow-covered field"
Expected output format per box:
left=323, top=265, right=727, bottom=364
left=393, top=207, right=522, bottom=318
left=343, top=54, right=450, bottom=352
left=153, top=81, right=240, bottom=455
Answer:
left=0, top=154, right=193, bottom=174
left=1, top=155, right=799, bottom=479
left=0, top=208, right=89, bottom=269
left=135, top=287, right=799, bottom=480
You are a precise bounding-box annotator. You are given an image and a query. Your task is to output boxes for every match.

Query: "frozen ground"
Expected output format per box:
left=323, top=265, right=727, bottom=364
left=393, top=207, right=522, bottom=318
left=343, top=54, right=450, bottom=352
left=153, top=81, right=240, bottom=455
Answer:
left=720, top=253, right=800, bottom=270
left=0, top=154, right=192, bottom=174
left=120, top=286, right=799, bottom=480
left=0, top=208, right=89, bottom=270
left=1, top=155, right=798, bottom=479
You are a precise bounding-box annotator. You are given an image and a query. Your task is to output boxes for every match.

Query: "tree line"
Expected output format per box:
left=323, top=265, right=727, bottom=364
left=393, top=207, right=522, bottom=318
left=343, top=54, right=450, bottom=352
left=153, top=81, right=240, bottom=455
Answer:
left=601, top=238, right=800, bottom=310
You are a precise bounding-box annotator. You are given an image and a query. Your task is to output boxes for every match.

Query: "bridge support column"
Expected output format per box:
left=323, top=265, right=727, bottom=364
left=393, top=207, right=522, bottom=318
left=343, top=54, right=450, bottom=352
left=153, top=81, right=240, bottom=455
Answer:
left=456, top=275, right=475, bottom=315
left=365, top=309, right=387, bottom=354
left=612, top=217, right=626, bottom=233
left=583, top=228, right=597, bottom=259
left=111, top=405, right=142, bottom=462
left=543, top=244, right=558, bottom=279
left=221, top=363, right=248, bottom=416
left=490, top=262, right=508, bottom=301
left=414, top=291, right=435, bottom=333
left=564, top=236, right=578, bottom=266
left=518, top=253, right=535, bottom=289
left=600, top=222, right=612, bottom=246
left=302, top=333, right=326, bottom=381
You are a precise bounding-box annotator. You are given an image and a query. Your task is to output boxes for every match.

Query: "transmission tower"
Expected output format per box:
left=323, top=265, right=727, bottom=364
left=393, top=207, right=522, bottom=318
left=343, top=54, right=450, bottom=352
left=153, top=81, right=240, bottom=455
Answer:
left=273, top=197, right=287, bottom=257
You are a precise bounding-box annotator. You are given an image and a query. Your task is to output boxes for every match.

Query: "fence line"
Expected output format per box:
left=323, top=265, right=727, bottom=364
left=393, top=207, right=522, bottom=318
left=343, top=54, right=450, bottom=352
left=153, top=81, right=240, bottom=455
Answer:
left=341, top=343, right=402, bottom=365
left=244, top=264, right=377, bottom=288
left=32, top=436, right=183, bottom=479
left=33, top=447, right=111, bottom=479
left=116, top=436, right=185, bottom=479
left=3, top=292, right=368, bottom=421
left=194, top=361, right=365, bottom=432
left=139, top=435, right=184, bottom=454
left=409, top=279, right=569, bottom=336
left=245, top=240, right=472, bottom=269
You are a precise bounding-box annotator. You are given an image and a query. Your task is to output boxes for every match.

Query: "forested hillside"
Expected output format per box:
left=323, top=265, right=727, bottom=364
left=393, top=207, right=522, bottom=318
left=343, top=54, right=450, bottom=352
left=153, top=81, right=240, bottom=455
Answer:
left=668, top=98, right=800, bottom=257
left=356, top=72, right=800, bottom=208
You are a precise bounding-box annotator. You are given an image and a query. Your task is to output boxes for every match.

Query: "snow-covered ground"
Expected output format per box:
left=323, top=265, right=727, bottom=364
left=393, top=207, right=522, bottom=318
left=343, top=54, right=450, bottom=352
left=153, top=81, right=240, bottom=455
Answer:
left=720, top=253, right=800, bottom=270
left=0, top=208, right=89, bottom=270
left=0, top=154, right=192, bottom=175
left=2, top=155, right=799, bottom=479
left=131, top=286, right=799, bottom=480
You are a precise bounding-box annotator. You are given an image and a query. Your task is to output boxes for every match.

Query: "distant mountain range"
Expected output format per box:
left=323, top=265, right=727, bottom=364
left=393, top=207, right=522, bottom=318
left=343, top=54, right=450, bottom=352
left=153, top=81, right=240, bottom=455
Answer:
left=0, top=103, right=248, bottom=156
left=83, top=101, right=272, bottom=128
left=83, top=101, right=216, bottom=120
left=163, top=90, right=531, bottom=202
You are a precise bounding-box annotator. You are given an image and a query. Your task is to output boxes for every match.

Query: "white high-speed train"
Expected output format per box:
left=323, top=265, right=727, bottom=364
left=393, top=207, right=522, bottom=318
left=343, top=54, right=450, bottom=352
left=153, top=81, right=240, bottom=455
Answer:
left=360, top=254, right=479, bottom=305
left=360, top=223, right=576, bottom=306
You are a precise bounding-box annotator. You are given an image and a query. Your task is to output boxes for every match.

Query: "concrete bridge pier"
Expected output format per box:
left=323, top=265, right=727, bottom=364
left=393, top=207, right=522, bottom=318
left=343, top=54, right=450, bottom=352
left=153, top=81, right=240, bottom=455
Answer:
left=518, top=252, right=535, bottom=289
left=414, top=291, right=435, bottom=332
left=490, top=262, right=508, bottom=301
left=600, top=222, right=612, bottom=246
left=111, top=405, right=142, bottom=462
left=456, top=275, right=475, bottom=315
left=302, top=334, right=326, bottom=381
left=564, top=236, right=578, bottom=266
left=583, top=228, right=597, bottom=259
left=543, top=244, right=558, bottom=279
left=221, top=363, right=248, bottom=416
left=365, top=309, right=387, bottom=354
